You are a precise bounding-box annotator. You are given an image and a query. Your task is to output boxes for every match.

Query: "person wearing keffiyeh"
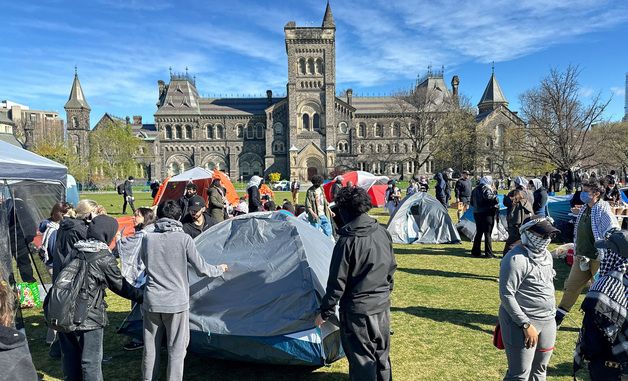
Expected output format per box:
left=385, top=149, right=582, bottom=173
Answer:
left=573, top=229, right=628, bottom=380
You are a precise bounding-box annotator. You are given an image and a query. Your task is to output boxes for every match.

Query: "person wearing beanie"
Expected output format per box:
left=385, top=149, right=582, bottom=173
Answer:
left=57, top=215, right=143, bottom=381
left=499, top=216, right=560, bottom=380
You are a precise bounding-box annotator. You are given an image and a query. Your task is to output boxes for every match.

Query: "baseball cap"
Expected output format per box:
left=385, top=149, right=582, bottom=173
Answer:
left=594, top=229, right=628, bottom=258
left=520, top=215, right=560, bottom=237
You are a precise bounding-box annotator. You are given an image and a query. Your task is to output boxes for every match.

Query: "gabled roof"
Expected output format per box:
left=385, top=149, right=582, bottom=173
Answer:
left=198, top=97, right=284, bottom=116
left=478, top=72, right=508, bottom=113
left=64, top=73, right=91, bottom=110
left=322, top=1, right=335, bottom=29
left=155, top=78, right=201, bottom=115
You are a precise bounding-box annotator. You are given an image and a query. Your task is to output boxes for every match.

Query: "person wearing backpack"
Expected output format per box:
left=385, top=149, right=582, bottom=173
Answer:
left=54, top=215, right=143, bottom=381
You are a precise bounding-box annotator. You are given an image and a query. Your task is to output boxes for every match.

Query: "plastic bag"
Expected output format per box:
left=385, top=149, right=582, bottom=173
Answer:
left=17, top=282, right=42, bottom=308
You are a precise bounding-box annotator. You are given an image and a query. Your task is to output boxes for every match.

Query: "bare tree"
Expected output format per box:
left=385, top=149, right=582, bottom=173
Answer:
left=592, top=121, right=628, bottom=176
left=519, top=65, right=610, bottom=170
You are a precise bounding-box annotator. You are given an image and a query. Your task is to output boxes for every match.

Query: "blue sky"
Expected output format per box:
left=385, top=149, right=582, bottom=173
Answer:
left=2, top=0, right=627, bottom=126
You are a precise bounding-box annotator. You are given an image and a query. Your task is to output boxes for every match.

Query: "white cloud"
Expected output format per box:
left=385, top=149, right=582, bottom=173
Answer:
left=611, top=86, right=626, bottom=97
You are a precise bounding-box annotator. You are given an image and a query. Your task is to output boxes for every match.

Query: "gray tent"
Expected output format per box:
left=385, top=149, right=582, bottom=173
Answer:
left=387, top=192, right=460, bottom=244
left=0, top=140, right=67, bottom=284
left=120, top=211, right=344, bottom=366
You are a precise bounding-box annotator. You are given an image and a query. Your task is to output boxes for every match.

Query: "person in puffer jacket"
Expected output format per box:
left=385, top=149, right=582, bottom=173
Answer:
left=57, top=215, right=143, bottom=381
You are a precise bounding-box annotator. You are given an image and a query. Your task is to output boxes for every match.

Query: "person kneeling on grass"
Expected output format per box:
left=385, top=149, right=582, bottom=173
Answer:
left=315, top=187, right=397, bottom=381
left=58, top=215, right=143, bottom=381
left=140, top=200, right=228, bottom=381
left=499, top=216, right=560, bottom=380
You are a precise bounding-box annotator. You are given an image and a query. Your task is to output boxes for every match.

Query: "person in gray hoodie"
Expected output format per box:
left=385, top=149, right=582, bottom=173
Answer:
left=499, top=216, right=560, bottom=380
left=140, top=200, right=228, bottom=381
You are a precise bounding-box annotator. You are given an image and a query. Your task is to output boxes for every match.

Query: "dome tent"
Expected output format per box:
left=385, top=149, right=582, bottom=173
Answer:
left=387, top=192, right=461, bottom=244
left=153, top=166, right=239, bottom=207
left=323, top=171, right=389, bottom=207
left=119, top=212, right=343, bottom=366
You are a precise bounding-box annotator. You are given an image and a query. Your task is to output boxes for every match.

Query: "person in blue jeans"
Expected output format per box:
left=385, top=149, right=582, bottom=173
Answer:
left=305, top=175, right=334, bottom=237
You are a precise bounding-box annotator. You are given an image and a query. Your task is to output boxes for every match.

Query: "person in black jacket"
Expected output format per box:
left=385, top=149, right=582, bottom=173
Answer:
left=528, top=179, right=549, bottom=217
left=182, top=203, right=217, bottom=239
left=247, top=175, right=263, bottom=213
left=454, top=171, right=472, bottom=221
left=122, top=176, right=136, bottom=215
left=0, top=279, right=37, bottom=381
left=57, top=215, right=142, bottom=381
left=177, top=183, right=205, bottom=219
left=470, top=176, right=499, bottom=258
left=315, top=187, right=396, bottom=381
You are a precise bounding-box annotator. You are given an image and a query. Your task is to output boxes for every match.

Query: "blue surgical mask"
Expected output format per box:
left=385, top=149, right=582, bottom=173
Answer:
left=580, top=192, right=591, bottom=204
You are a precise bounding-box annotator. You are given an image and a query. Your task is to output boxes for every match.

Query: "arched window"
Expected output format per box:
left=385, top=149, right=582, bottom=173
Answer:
left=165, top=125, right=173, bottom=139
left=307, top=58, right=315, bottom=75
left=409, top=123, right=417, bottom=136
left=272, top=141, right=285, bottom=154
left=255, top=123, right=264, bottom=139
left=299, top=58, right=306, bottom=75
left=391, top=122, right=401, bottom=137
left=357, top=123, right=366, bottom=138
left=273, top=122, right=283, bottom=135
left=313, top=113, right=320, bottom=131
left=338, top=122, right=348, bottom=134
left=185, top=125, right=192, bottom=139
left=246, top=125, right=255, bottom=140
left=315, top=58, right=323, bottom=74
left=206, top=124, right=214, bottom=139
left=215, top=124, right=224, bottom=140
left=374, top=123, right=383, bottom=138
left=72, top=116, right=78, bottom=128
left=302, top=114, right=310, bottom=132
left=175, top=125, right=182, bottom=139
left=375, top=144, right=381, bottom=153
left=236, top=124, right=244, bottom=138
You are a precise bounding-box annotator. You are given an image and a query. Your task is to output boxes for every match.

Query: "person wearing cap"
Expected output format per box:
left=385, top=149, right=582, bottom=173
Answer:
left=555, top=177, right=620, bottom=327
left=181, top=201, right=218, bottom=239
left=207, top=178, right=227, bottom=222
left=454, top=170, right=472, bottom=222
left=141, top=200, right=228, bottom=381
left=58, top=215, right=143, bottom=381
left=574, top=229, right=628, bottom=380
left=470, top=176, right=499, bottom=258
left=177, top=183, right=205, bottom=219
left=331, top=176, right=344, bottom=201
left=499, top=216, right=560, bottom=381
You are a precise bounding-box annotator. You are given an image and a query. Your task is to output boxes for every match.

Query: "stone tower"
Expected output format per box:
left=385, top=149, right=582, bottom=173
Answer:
left=477, top=66, right=508, bottom=115
left=64, top=67, right=91, bottom=162
left=284, top=1, right=336, bottom=180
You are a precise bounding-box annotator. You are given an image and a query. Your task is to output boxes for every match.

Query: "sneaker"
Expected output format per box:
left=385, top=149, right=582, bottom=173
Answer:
left=123, top=341, right=144, bottom=351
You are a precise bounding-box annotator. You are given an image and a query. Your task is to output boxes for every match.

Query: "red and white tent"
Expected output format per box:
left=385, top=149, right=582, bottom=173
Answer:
left=323, top=171, right=390, bottom=207
left=153, top=167, right=239, bottom=207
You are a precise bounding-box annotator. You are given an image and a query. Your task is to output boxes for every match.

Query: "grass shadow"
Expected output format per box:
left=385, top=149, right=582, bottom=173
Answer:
left=398, top=267, right=498, bottom=283
left=393, top=246, right=481, bottom=259
left=391, top=305, right=496, bottom=335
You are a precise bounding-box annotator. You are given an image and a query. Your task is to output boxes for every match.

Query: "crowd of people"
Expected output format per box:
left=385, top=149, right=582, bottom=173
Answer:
left=2, top=167, right=626, bottom=380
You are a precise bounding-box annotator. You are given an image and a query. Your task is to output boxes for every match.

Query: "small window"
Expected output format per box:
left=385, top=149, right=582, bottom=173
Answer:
left=175, top=125, right=182, bottom=139
left=236, top=124, right=244, bottom=138
left=374, top=123, right=383, bottom=138
left=274, top=122, right=283, bottom=135
left=338, top=122, right=348, bottom=134
left=255, top=123, right=264, bottom=139
left=165, top=125, right=173, bottom=139
left=302, top=114, right=310, bottom=132
left=246, top=125, right=255, bottom=140
left=185, top=125, right=192, bottom=139
left=313, top=114, right=320, bottom=131
left=215, top=124, right=224, bottom=140
left=206, top=124, right=214, bottom=139
left=357, top=123, right=366, bottom=138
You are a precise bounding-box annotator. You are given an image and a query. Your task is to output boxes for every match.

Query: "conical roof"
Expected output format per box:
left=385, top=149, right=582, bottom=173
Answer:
left=478, top=72, right=508, bottom=113
left=65, top=72, right=90, bottom=110
left=322, top=1, right=335, bottom=29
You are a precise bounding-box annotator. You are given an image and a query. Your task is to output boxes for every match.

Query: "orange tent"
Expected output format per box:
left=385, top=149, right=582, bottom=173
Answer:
left=153, top=167, right=239, bottom=207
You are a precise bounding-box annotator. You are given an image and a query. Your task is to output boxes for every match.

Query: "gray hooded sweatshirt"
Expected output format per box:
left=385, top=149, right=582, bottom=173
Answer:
left=140, top=218, right=224, bottom=313
left=499, top=245, right=556, bottom=325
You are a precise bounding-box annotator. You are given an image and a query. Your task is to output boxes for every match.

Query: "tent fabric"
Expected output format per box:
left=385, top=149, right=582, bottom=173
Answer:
left=153, top=167, right=238, bottom=206
left=323, top=171, right=389, bottom=207
left=387, top=192, right=460, bottom=244
left=456, top=194, right=509, bottom=242
left=0, top=140, right=67, bottom=184
left=66, top=175, right=79, bottom=207
left=119, top=212, right=343, bottom=366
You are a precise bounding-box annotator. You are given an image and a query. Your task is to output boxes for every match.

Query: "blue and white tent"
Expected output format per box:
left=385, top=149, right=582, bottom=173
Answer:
left=119, top=212, right=343, bottom=366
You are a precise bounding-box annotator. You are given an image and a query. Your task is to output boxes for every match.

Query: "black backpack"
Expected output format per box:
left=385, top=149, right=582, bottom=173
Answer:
left=44, top=252, right=95, bottom=333
left=117, top=183, right=125, bottom=195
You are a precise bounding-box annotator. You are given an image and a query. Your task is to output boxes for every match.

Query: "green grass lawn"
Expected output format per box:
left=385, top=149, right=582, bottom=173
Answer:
left=20, top=190, right=588, bottom=380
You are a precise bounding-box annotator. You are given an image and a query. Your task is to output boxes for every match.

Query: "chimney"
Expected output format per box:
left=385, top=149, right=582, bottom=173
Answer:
left=451, top=75, right=460, bottom=105
left=266, top=90, right=273, bottom=106
left=346, top=88, right=353, bottom=105
left=133, top=115, right=142, bottom=126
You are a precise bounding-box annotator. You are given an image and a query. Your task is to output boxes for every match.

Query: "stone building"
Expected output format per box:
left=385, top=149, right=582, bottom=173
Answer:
left=1, top=100, right=64, bottom=149
left=65, top=3, right=522, bottom=182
